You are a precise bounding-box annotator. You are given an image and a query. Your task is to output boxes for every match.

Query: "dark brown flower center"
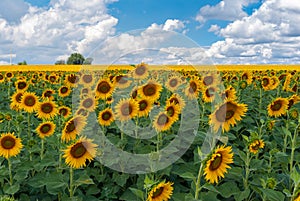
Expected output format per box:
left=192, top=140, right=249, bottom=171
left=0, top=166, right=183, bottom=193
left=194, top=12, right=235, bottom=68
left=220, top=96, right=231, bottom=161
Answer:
left=6, top=73, right=12, bottom=78
left=82, top=98, right=93, bottom=109
left=16, top=93, right=23, bottom=103
left=135, top=65, right=146, bottom=76
left=215, top=102, right=237, bottom=122
left=116, top=75, right=128, bottom=84
left=139, top=100, right=148, bottom=111
left=1, top=136, right=16, bottom=149
left=24, top=95, right=36, bottom=107
left=152, top=186, right=164, bottom=198
left=120, top=103, right=132, bottom=116
left=143, top=84, right=156, bottom=96
left=44, top=90, right=53, bottom=98
left=40, top=124, right=51, bottom=134
left=271, top=101, right=282, bottom=111
left=169, top=78, right=178, bottom=87
left=70, top=142, right=87, bottom=158
left=97, top=81, right=111, bottom=94
left=166, top=106, right=175, bottom=117
left=189, top=81, right=197, bottom=93
left=157, top=113, right=169, bottom=126
left=66, top=120, right=76, bottom=133
left=203, top=76, right=213, bottom=86
left=0, top=74, right=3, bottom=80
left=262, top=78, right=269, bottom=86
left=59, top=108, right=68, bottom=116
left=60, top=86, right=69, bottom=94
left=205, top=87, right=215, bottom=98
left=102, top=111, right=112, bottom=121
left=131, top=89, right=138, bottom=99
left=242, top=74, right=248, bottom=80
left=209, top=153, right=223, bottom=171
left=17, top=81, right=27, bottom=90
left=82, top=75, right=93, bottom=83
left=41, top=103, right=54, bottom=114
left=67, top=74, right=79, bottom=84
left=169, top=97, right=179, bottom=105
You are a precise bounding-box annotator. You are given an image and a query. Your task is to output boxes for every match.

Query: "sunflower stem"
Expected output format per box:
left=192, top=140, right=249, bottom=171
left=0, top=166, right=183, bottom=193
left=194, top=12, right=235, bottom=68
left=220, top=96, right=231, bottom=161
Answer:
left=243, top=151, right=251, bottom=189
left=69, top=167, right=74, bottom=198
left=40, top=138, right=44, bottom=160
left=27, top=112, right=31, bottom=139
left=194, top=162, right=204, bottom=200
left=283, top=120, right=289, bottom=153
left=7, top=158, right=13, bottom=186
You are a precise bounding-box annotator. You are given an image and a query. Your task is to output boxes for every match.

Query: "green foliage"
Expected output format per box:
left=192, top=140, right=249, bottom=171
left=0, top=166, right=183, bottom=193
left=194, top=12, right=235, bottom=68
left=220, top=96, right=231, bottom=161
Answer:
left=66, top=53, right=85, bottom=65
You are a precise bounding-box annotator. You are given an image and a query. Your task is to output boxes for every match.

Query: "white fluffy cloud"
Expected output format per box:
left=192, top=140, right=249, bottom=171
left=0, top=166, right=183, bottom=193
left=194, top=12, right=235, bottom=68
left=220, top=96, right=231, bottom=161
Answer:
left=205, top=0, right=300, bottom=64
left=0, top=0, right=118, bottom=64
left=196, top=0, right=259, bottom=23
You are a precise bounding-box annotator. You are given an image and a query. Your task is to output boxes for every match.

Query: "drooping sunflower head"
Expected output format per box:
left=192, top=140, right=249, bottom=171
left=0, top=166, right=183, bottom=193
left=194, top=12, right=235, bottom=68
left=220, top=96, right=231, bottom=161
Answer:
left=63, top=137, right=98, bottom=169
left=10, top=91, right=24, bottom=111
left=61, top=115, right=87, bottom=142
left=0, top=133, right=23, bottom=159
left=58, top=106, right=71, bottom=119
left=147, top=181, right=174, bottom=201
left=36, top=100, right=58, bottom=120
left=209, top=100, right=248, bottom=132
left=114, top=98, right=139, bottom=121
left=98, top=108, right=114, bottom=126
left=249, top=139, right=265, bottom=154
left=267, top=97, right=289, bottom=117
left=288, top=94, right=300, bottom=110
left=20, top=92, right=40, bottom=113
left=204, top=145, right=234, bottom=184
left=139, top=80, right=162, bottom=102
left=36, top=121, right=56, bottom=139
left=132, top=62, right=149, bottom=79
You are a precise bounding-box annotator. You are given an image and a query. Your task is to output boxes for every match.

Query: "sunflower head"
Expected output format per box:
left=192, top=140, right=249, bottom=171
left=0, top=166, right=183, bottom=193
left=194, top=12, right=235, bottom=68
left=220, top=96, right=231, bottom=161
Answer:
left=267, top=97, right=289, bottom=117
left=132, top=62, right=149, bottom=79
left=114, top=98, right=138, bottom=121
left=63, top=137, right=98, bottom=169
left=20, top=92, right=39, bottom=113
left=98, top=108, right=114, bottom=126
left=204, top=145, right=234, bottom=184
left=95, top=78, right=114, bottom=100
left=36, top=121, right=56, bottom=139
left=61, top=115, right=87, bottom=142
left=36, top=100, right=58, bottom=120
left=249, top=139, right=265, bottom=154
left=153, top=112, right=172, bottom=132
left=147, top=181, right=174, bottom=201
left=0, top=133, right=23, bottom=159
left=15, top=79, right=29, bottom=91
left=58, top=86, right=71, bottom=97
left=139, top=80, right=162, bottom=102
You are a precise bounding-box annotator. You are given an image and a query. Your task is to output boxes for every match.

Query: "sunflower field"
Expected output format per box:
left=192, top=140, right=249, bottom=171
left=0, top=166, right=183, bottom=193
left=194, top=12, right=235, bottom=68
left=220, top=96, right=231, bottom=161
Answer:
left=0, top=64, right=299, bottom=201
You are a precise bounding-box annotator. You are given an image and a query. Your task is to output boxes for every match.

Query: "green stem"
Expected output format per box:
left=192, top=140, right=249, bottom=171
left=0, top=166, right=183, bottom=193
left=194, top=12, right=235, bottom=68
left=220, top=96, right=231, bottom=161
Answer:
left=8, top=158, right=13, bottom=186
left=156, top=132, right=162, bottom=152
left=27, top=113, right=31, bottom=139
left=283, top=120, right=289, bottom=153
left=40, top=138, right=44, bottom=160
left=244, top=152, right=251, bottom=189
left=194, top=162, right=204, bottom=200
left=69, top=167, right=74, bottom=198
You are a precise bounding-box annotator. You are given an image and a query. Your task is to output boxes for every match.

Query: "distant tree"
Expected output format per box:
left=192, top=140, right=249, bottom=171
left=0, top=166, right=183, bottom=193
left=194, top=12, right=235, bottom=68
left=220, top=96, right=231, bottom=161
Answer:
left=18, top=60, right=27, bottom=65
left=67, top=53, right=85, bottom=65
left=83, top=57, right=93, bottom=65
left=55, top=60, right=66, bottom=65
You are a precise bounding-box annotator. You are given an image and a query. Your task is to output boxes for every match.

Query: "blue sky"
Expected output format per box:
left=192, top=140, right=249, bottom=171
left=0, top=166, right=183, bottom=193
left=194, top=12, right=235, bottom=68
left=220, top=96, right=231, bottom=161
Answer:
left=0, top=0, right=299, bottom=64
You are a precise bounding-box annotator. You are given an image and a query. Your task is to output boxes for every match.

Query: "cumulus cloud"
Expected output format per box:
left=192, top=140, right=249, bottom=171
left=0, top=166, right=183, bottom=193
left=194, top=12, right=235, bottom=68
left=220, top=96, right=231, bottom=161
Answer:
left=0, top=0, right=118, bottom=64
left=204, top=0, right=300, bottom=64
left=196, top=0, right=259, bottom=23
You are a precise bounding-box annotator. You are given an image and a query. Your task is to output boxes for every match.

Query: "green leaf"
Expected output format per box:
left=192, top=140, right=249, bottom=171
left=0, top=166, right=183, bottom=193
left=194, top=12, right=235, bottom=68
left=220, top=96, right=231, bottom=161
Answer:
left=290, top=168, right=300, bottom=185
left=262, top=188, right=285, bottom=201
left=202, top=183, right=220, bottom=194
left=3, top=183, right=20, bottom=195
left=74, top=174, right=94, bottom=187
left=238, top=150, right=247, bottom=163
left=129, top=187, right=144, bottom=200
left=234, top=189, right=250, bottom=201
left=180, top=172, right=196, bottom=181
left=217, top=181, right=239, bottom=198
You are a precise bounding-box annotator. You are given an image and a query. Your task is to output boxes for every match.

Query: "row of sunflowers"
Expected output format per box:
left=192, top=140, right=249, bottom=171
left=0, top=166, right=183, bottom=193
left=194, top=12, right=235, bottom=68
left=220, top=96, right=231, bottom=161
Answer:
left=0, top=63, right=299, bottom=201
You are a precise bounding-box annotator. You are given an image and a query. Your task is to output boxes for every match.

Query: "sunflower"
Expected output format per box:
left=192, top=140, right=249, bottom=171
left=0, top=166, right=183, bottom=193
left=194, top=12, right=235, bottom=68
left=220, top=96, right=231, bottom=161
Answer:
left=114, top=98, right=138, bottom=121
left=10, top=91, right=24, bottom=111
left=202, top=86, right=217, bottom=103
left=139, top=80, right=162, bottom=102
left=153, top=112, right=173, bottom=132
left=80, top=73, right=94, bottom=87
left=185, top=78, right=201, bottom=99
left=209, top=100, right=248, bottom=132
left=36, top=100, right=58, bottom=120
left=95, top=78, right=114, bottom=100
left=0, top=133, right=23, bottom=159
left=288, top=94, right=300, bottom=110
left=20, top=92, right=39, bottom=113
left=98, top=108, right=114, bottom=126
left=42, top=89, right=55, bottom=100
left=168, top=93, right=185, bottom=110
left=80, top=96, right=96, bottom=112
left=58, top=85, right=71, bottom=97
left=202, top=73, right=219, bottom=87
left=241, top=71, right=253, bottom=85
left=220, top=86, right=237, bottom=101
left=132, top=62, right=149, bottom=80
left=61, top=115, right=87, bottom=142
left=5, top=72, right=14, bottom=80
left=114, top=74, right=132, bottom=89
left=0, top=73, right=4, bottom=83
left=249, top=139, right=265, bottom=154
left=48, top=73, right=58, bottom=84
left=64, top=73, right=80, bottom=88
left=261, top=76, right=272, bottom=90
left=58, top=106, right=71, bottom=118
left=165, top=102, right=180, bottom=123
left=289, top=108, right=299, bottom=119
left=268, top=76, right=280, bottom=90
left=147, top=181, right=174, bottom=201
left=204, top=145, right=234, bottom=184
left=36, top=121, right=56, bottom=139
left=63, top=137, right=97, bottom=169
left=165, top=75, right=182, bottom=92
left=137, top=99, right=153, bottom=117
left=267, top=97, right=289, bottom=117
left=15, top=79, right=29, bottom=91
